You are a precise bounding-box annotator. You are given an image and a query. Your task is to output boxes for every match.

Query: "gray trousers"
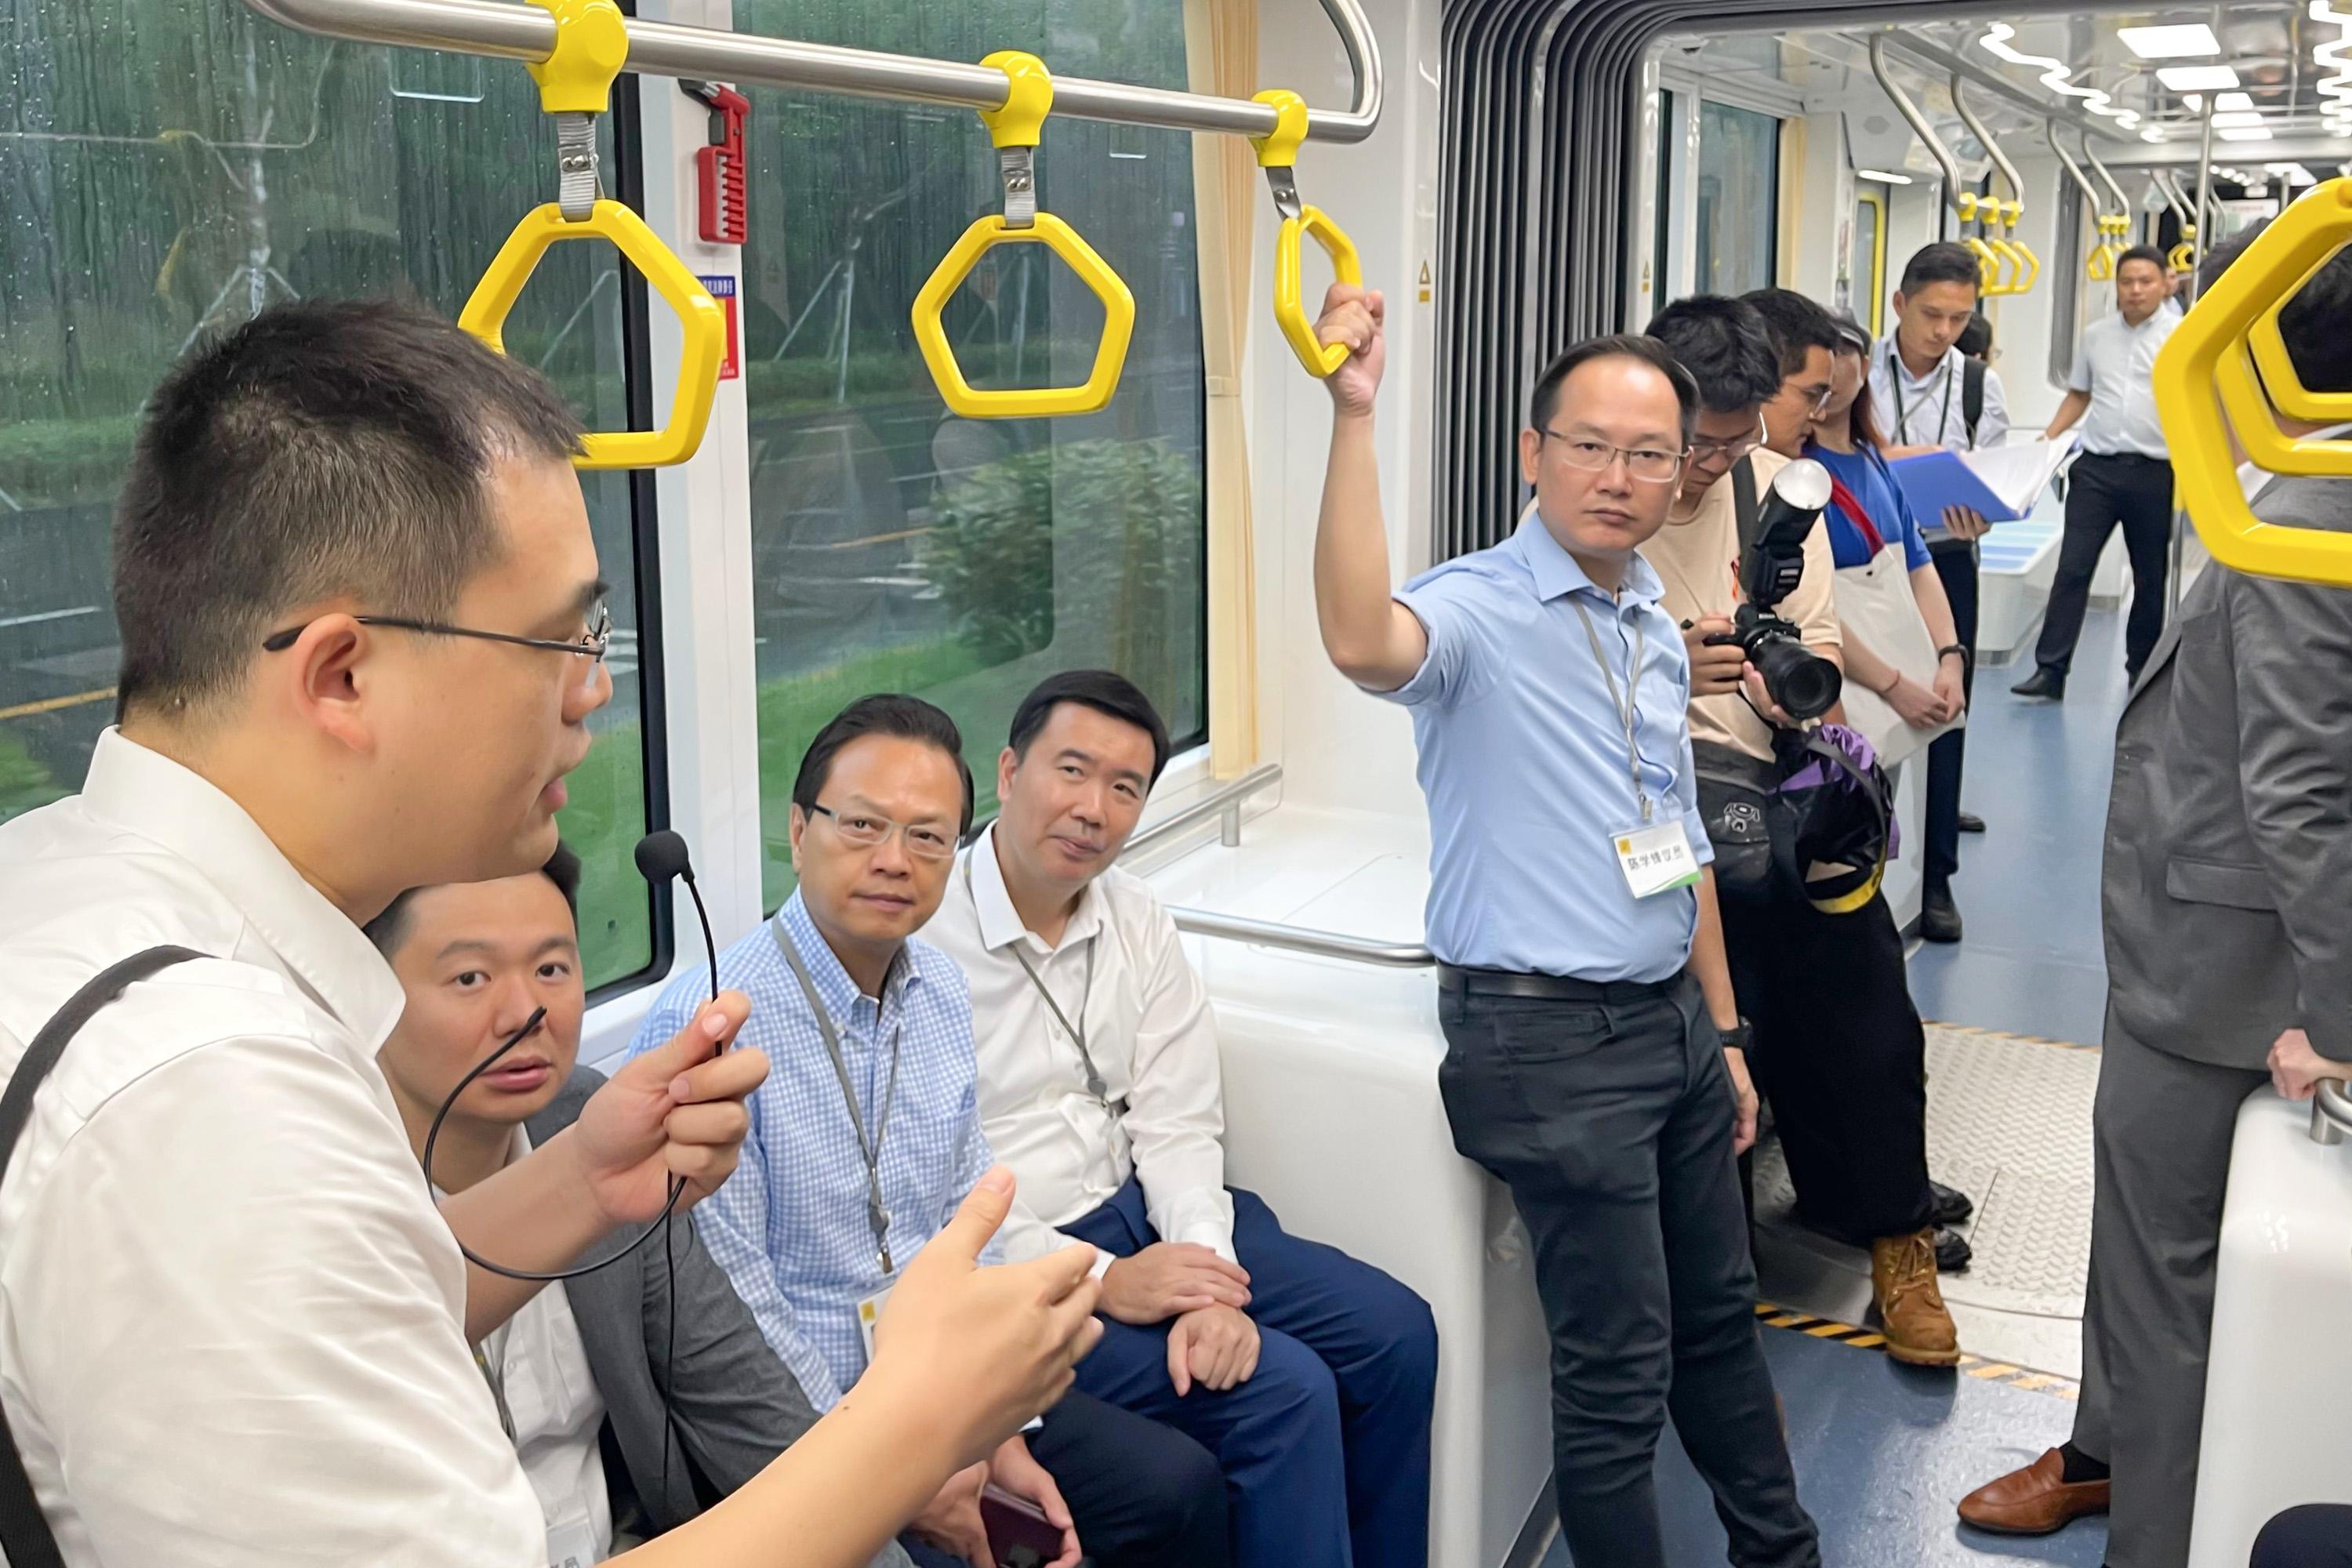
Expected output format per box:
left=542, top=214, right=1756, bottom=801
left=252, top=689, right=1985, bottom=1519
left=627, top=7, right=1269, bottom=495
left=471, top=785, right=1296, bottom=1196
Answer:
left=2073, top=1011, right=2267, bottom=1568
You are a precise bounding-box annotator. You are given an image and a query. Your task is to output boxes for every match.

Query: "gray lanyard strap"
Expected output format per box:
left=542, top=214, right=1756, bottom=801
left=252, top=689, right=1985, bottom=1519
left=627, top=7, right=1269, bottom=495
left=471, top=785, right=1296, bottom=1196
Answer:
left=964, top=851, right=1112, bottom=1105
left=1572, top=596, right=1653, bottom=823
left=773, top=919, right=904, bottom=1275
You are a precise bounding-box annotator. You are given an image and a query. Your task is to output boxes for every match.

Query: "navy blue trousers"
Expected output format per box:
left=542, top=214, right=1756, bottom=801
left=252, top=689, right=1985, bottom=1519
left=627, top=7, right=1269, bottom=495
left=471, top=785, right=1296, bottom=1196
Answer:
left=1060, top=1178, right=1439, bottom=1568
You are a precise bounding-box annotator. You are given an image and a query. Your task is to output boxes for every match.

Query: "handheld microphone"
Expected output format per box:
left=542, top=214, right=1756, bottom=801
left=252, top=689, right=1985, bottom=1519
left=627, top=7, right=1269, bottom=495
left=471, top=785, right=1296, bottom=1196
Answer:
left=635, top=829, right=720, bottom=1008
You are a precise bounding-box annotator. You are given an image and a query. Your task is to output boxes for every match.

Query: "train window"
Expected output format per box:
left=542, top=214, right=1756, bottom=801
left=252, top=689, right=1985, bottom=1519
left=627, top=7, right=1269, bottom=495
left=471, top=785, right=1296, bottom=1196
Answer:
left=1694, top=100, right=1780, bottom=294
left=0, top=5, right=663, bottom=990
left=738, top=0, right=1210, bottom=911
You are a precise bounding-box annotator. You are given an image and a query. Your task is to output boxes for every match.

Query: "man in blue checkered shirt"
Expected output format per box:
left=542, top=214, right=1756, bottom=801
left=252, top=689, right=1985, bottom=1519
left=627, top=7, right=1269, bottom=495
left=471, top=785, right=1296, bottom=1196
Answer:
left=632, top=695, right=1228, bottom=1568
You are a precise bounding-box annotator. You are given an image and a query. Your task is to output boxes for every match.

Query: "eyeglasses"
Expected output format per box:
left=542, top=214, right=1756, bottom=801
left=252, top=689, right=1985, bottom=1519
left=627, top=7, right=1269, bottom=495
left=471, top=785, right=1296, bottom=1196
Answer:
left=1688, top=416, right=1767, bottom=466
left=808, top=803, right=959, bottom=862
left=1784, top=379, right=1836, bottom=414
left=1539, top=430, right=1686, bottom=485
left=261, top=602, right=612, bottom=690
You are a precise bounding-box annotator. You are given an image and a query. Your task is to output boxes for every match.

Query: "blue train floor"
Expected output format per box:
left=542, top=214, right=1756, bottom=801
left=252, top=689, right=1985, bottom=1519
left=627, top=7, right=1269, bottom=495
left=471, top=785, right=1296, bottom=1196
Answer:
left=1907, top=608, right=2133, bottom=1047
left=1541, top=1324, right=2110, bottom=1566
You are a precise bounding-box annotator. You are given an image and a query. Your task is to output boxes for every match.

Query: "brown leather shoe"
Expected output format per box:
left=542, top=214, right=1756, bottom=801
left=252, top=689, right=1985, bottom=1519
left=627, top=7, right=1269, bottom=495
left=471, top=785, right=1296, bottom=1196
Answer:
left=1871, top=1229, right=1961, bottom=1367
left=1957, top=1447, right=2112, bottom=1534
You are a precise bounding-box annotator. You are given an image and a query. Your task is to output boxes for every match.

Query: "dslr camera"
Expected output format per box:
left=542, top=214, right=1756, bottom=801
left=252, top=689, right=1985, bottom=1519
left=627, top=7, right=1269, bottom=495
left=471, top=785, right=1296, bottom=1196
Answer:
left=1704, top=457, right=1843, bottom=721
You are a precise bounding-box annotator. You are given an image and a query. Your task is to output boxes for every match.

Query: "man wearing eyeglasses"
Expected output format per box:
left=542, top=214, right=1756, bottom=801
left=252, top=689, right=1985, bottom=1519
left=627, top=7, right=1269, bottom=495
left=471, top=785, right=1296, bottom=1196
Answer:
left=1307, top=282, right=1820, bottom=1568
left=630, top=694, right=1229, bottom=1568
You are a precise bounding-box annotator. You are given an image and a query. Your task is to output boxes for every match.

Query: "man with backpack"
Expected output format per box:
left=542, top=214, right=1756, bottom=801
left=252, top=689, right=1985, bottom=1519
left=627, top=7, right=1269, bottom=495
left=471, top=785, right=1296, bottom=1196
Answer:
left=1870, top=241, right=2009, bottom=945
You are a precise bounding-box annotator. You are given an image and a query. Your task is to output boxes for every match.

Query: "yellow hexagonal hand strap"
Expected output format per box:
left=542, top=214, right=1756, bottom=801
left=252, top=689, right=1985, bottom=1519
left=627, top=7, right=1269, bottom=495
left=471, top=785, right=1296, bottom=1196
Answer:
left=2154, top=177, right=2352, bottom=585
left=1253, top=89, right=1364, bottom=379
left=461, top=200, right=725, bottom=470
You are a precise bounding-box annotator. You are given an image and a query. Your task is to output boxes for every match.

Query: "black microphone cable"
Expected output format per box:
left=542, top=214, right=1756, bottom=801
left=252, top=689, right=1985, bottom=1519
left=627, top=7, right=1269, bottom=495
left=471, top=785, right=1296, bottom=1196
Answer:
left=422, top=829, right=726, bottom=1504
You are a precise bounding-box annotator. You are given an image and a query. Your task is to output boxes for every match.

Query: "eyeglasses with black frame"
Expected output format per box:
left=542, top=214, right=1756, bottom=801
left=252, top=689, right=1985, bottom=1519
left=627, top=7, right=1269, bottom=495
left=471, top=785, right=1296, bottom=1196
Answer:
left=806, top=802, right=958, bottom=862
left=260, top=602, right=613, bottom=690
left=1687, top=414, right=1768, bottom=467
left=1539, top=428, right=1688, bottom=485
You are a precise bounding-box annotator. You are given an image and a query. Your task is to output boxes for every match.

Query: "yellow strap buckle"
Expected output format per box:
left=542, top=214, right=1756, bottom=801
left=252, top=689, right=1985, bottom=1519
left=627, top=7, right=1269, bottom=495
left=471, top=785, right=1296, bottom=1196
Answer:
left=1254, top=89, right=1363, bottom=379
left=909, top=52, right=1137, bottom=418
left=459, top=0, right=724, bottom=469
left=2155, top=177, right=2352, bottom=585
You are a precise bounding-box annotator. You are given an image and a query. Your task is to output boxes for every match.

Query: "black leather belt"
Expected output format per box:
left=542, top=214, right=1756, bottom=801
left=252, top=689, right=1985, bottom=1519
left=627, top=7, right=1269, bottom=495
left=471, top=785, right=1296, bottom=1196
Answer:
left=2080, top=449, right=2169, bottom=465
left=1437, top=964, right=1677, bottom=1003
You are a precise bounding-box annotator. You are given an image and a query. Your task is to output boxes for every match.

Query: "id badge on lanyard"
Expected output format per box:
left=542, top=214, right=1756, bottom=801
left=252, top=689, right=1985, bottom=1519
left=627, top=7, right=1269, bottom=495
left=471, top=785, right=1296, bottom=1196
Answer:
left=546, top=1514, right=602, bottom=1568
left=1573, top=597, right=1702, bottom=898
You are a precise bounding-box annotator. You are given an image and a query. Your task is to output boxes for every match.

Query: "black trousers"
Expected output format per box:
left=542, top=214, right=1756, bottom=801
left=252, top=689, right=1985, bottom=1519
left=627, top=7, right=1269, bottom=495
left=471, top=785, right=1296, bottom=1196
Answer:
left=2034, top=452, right=2176, bottom=681
left=1923, top=537, right=1979, bottom=891
left=2256, top=1506, right=2352, bottom=1568
left=1719, top=887, right=1935, bottom=1242
left=1436, top=973, right=1820, bottom=1568
left=905, top=1389, right=1232, bottom=1568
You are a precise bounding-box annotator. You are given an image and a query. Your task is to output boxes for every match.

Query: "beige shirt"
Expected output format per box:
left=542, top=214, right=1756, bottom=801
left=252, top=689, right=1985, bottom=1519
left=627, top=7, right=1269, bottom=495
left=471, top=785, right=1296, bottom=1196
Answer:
left=1640, top=449, right=1842, bottom=762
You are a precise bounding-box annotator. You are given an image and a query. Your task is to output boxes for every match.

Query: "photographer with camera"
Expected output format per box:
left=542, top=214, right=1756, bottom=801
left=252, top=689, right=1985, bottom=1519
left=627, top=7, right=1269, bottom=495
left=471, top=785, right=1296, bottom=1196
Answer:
left=1644, top=292, right=1958, bottom=1367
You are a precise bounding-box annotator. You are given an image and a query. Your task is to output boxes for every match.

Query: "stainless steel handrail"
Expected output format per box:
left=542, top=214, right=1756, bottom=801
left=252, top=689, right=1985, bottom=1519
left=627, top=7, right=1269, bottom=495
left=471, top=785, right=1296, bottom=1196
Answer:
left=2312, top=1078, right=2352, bottom=1145
left=1950, top=77, right=2022, bottom=208
left=242, top=0, right=1382, bottom=143
left=1120, top=763, right=1283, bottom=861
left=2049, top=119, right=2107, bottom=219
left=2083, top=139, right=2135, bottom=227
left=1168, top=906, right=1435, bottom=968
left=1868, top=36, right=1967, bottom=223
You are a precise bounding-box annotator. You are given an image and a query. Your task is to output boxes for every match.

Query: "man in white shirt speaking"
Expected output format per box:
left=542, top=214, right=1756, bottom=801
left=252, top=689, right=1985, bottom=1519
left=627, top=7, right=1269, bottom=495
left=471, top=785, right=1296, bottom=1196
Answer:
left=924, top=670, right=1440, bottom=1568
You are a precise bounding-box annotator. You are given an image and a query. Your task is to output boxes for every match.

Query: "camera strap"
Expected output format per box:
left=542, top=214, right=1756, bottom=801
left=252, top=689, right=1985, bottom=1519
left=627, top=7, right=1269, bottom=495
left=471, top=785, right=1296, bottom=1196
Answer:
left=0, top=945, right=205, bottom=1568
left=1730, top=456, right=1761, bottom=561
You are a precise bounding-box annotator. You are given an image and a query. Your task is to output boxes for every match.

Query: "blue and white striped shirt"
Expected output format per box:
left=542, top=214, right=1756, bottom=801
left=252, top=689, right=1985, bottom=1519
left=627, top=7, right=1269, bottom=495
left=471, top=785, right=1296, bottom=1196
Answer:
left=627, top=891, right=996, bottom=1410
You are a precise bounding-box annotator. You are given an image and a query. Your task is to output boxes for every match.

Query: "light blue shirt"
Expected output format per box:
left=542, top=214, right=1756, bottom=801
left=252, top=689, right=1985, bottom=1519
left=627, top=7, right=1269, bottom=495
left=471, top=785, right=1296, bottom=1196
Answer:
left=2069, top=304, right=2181, bottom=459
left=628, top=891, right=995, bottom=1410
left=1379, top=510, right=1713, bottom=982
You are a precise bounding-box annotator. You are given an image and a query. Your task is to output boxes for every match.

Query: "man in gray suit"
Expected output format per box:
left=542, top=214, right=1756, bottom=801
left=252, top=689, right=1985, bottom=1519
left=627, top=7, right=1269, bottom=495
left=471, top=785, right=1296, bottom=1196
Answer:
left=1958, top=229, right=2352, bottom=1567
left=368, top=845, right=1229, bottom=1568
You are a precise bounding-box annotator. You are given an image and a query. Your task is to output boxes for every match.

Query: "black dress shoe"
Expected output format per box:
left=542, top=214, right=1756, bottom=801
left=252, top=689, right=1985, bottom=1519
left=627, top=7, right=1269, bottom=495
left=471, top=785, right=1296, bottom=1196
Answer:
left=1957, top=811, right=1986, bottom=834
left=1936, top=1227, right=1973, bottom=1273
left=2010, top=668, right=2066, bottom=700
left=1921, top=884, right=1963, bottom=944
left=1930, top=1180, right=1975, bottom=1226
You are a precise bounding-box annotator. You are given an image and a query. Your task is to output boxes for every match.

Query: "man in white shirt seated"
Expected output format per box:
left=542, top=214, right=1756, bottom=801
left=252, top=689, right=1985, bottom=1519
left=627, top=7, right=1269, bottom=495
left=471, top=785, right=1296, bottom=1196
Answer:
left=924, top=670, right=1441, bottom=1568
left=367, top=843, right=912, bottom=1568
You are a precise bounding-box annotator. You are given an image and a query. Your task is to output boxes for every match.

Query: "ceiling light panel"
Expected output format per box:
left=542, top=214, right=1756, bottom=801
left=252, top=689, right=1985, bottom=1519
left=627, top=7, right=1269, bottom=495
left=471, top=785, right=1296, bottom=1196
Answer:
left=2158, top=64, right=2244, bottom=90
left=2216, top=91, right=2256, bottom=111
left=2120, top=24, right=2222, bottom=58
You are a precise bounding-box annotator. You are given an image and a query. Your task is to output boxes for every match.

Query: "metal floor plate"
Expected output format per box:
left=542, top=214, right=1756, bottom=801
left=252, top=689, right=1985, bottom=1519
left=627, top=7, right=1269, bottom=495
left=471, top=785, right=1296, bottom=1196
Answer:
left=1753, top=1024, right=2100, bottom=1321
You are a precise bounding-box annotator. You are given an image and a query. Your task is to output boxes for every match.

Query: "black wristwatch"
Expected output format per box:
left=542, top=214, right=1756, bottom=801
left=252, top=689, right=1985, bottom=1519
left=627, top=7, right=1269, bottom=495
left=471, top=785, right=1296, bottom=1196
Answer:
left=1936, top=643, right=1969, bottom=664
left=1719, top=1021, right=1754, bottom=1052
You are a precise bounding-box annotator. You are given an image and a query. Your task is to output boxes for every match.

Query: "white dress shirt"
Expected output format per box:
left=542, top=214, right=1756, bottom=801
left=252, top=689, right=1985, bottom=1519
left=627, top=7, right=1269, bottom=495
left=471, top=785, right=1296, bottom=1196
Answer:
left=473, top=1132, right=615, bottom=1567
left=1869, top=336, right=2009, bottom=453
left=0, top=730, right=544, bottom=1566
left=2071, top=305, right=2182, bottom=459
left=922, top=823, right=1235, bottom=1269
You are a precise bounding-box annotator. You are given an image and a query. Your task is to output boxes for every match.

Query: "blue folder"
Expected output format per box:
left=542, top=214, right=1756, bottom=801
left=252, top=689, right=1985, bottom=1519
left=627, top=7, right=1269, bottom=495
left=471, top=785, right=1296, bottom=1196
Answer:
left=1887, top=449, right=2024, bottom=525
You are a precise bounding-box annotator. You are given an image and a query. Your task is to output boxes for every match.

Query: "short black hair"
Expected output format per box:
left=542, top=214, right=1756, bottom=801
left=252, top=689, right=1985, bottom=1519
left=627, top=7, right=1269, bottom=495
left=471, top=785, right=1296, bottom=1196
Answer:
left=363, top=840, right=583, bottom=958
left=1899, top=241, right=1984, bottom=297
left=1009, top=670, right=1173, bottom=784
left=793, top=694, right=975, bottom=837
left=112, top=299, right=586, bottom=721
left=2116, top=244, right=2169, bottom=279
left=2201, top=221, right=2352, bottom=394
left=1740, top=288, right=1841, bottom=379
left=1529, top=334, right=1701, bottom=441
left=1955, top=312, right=1992, bottom=360
left=1645, top=296, right=1783, bottom=414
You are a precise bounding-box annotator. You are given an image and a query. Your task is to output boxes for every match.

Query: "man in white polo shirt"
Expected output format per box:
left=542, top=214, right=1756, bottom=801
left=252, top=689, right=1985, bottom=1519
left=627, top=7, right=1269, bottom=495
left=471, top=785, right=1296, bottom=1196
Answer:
left=2015, top=243, right=2183, bottom=699
left=0, top=299, right=1102, bottom=1568
left=924, top=670, right=1439, bottom=1568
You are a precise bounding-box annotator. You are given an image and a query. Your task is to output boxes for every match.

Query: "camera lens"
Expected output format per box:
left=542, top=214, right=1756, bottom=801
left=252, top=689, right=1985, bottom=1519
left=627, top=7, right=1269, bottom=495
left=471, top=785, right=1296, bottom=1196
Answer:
left=1750, top=634, right=1842, bottom=720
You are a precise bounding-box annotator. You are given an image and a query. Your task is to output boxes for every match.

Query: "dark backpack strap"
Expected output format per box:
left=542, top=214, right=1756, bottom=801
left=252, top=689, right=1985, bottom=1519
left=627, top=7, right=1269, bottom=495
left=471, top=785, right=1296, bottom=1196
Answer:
left=1730, top=455, right=1761, bottom=559
left=0, top=946, right=203, bottom=1568
left=1962, top=358, right=1986, bottom=445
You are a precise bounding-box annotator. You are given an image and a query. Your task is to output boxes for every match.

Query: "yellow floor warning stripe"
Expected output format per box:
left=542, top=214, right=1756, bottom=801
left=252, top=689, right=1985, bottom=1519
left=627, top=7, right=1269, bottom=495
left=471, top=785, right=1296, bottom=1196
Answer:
left=1754, top=1302, right=2081, bottom=1400
left=1922, top=1018, right=2101, bottom=1054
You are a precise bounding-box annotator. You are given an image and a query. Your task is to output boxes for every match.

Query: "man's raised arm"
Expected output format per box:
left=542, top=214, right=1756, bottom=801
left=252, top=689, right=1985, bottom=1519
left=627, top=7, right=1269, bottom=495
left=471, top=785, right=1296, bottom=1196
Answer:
left=1311, top=284, right=1430, bottom=692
